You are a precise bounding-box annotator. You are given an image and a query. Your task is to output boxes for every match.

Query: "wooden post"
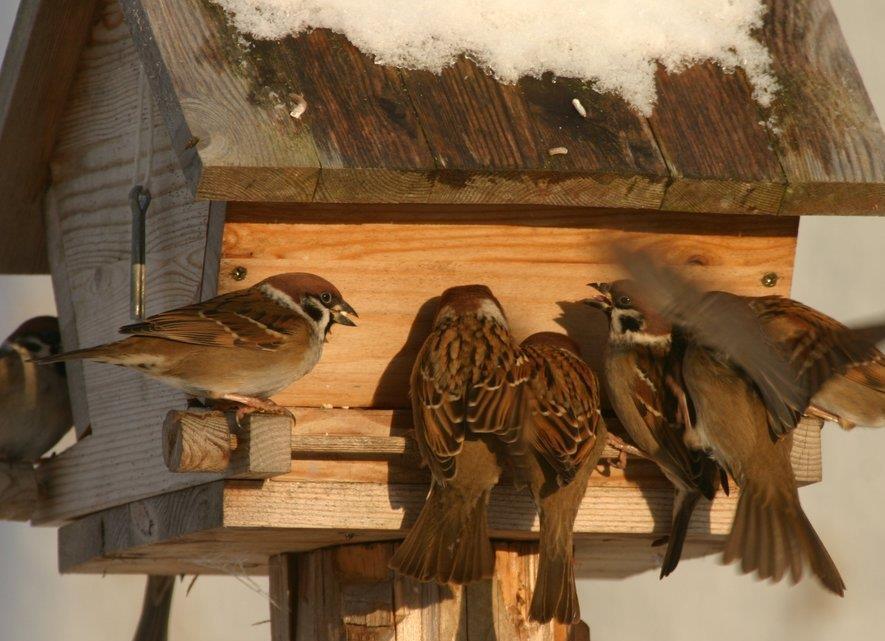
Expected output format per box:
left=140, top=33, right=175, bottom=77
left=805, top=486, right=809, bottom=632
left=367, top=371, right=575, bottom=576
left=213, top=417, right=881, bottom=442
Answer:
left=0, top=461, right=37, bottom=521
left=162, top=410, right=292, bottom=478
left=269, top=543, right=591, bottom=641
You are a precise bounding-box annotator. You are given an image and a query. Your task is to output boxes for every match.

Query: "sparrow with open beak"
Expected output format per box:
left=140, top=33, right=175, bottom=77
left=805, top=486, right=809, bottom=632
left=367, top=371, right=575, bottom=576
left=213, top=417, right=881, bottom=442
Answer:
left=589, top=275, right=844, bottom=595
left=389, top=285, right=529, bottom=584
left=585, top=283, right=721, bottom=578
left=519, top=332, right=606, bottom=624
left=1, top=317, right=72, bottom=461
left=37, top=273, right=357, bottom=418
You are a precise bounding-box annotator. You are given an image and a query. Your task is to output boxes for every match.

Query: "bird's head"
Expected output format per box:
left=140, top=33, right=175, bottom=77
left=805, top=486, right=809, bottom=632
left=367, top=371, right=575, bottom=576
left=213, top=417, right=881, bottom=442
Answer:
left=436, top=284, right=507, bottom=327
left=521, top=331, right=582, bottom=357
left=259, top=273, right=358, bottom=336
left=585, top=280, right=671, bottom=347
left=2, top=316, right=63, bottom=360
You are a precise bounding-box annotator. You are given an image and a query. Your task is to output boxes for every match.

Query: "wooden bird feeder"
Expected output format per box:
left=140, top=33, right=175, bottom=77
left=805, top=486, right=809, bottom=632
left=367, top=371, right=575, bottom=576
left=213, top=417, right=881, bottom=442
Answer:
left=1, top=0, right=882, bottom=637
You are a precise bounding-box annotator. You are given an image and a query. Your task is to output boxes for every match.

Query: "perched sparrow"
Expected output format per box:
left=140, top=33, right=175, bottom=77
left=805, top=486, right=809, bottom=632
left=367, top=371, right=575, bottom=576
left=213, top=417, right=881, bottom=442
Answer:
left=519, top=332, right=606, bottom=624
left=133, top=576, right=174, bottom=641
left=585, top=285, right=721, bottom=578
left=1, top=317, right=72, bottom=461
left=617, top=248, right=883, bottom=436
left=590, top=280, right=844, bottom=594
left=389, top=285, right=529, bottom=584
left=38, top=274, right=357, bottom=417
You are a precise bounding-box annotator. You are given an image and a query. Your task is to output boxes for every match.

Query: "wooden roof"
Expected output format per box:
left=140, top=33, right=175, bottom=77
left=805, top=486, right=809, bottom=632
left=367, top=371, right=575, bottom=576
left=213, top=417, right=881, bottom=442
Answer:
left=1, top=0, right=883, bottom=273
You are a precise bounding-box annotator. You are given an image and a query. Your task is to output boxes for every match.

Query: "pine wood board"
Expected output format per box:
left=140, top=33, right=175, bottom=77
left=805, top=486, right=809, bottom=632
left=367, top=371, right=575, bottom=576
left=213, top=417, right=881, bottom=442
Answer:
left=0, top=0, right=99, bottom=273
left=221, top=204, right=798, bottom=409
left=109, top=0, right=883, bottom=214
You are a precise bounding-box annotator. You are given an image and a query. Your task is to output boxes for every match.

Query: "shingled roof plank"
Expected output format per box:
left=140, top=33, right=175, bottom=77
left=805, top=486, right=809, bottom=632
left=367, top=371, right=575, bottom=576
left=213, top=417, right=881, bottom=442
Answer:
left=0, top=0, right=98, bottom=274
left=255, top=29, right=436, bottom=203
left=403, top=58, right=668, bottom=208
left=764, top=0, right=885, bottom=215
left=120, top=0, right=322, bottom=202
left=649, top=61, right=786, bottom=215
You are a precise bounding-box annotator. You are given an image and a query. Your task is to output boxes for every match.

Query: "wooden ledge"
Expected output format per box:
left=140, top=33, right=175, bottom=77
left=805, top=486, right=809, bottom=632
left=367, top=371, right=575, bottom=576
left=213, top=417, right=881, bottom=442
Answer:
left=56, top=409, right=822, bottom=576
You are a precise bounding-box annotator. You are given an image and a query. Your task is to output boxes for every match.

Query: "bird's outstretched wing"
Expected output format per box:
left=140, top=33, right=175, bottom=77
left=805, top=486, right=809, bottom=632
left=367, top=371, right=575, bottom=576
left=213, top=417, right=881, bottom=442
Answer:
left=616, top=247, right=807, bottom=438
left=119, top=288, right=309, bottom=351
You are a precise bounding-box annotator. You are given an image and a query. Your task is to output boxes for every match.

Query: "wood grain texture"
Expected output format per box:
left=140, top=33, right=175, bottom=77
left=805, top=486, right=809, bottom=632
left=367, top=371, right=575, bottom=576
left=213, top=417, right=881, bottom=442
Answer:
left=221, top=203, right=798, bottom=409
left=764, top=0, right=885, bottom=214
left=0, top=0, right=98, bottom=273
left=269, top=555, right=298, bottom=641
left=649, top=63, right=785, bottom=214
left=106, top=0, right=881, bottom=213
left=0, top=461, right=37, bottom=521
left=163, top=410, right=292, bottom=478
left=34, top=0, right=220, bottom=524
left=288, top=542, right=583, bottom=641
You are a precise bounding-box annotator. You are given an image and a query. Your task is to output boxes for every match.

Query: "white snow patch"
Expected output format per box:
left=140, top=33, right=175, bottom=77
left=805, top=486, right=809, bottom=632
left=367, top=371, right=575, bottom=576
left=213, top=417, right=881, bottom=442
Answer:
left=211, top=0, right=778, bottom=115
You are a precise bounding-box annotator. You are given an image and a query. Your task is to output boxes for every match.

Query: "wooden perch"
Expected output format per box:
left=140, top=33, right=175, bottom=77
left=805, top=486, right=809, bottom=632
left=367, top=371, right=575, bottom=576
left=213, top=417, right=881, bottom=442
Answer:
left=270, top=543, right=591, bottom=641
left=0, top=460, right=38, bottom=521
left=162, top=410, right=292, bottom=479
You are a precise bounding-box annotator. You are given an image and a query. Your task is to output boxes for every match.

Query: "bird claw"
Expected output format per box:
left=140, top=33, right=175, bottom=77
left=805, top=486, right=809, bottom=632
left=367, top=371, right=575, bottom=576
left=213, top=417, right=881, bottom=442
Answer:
left=606, top=433, right=647, bottom=467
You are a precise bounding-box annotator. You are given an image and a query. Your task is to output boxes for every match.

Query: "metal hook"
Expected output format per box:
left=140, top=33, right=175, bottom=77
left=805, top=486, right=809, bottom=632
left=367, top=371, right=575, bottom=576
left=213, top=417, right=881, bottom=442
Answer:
left=129, top=185, right=151, bottom=321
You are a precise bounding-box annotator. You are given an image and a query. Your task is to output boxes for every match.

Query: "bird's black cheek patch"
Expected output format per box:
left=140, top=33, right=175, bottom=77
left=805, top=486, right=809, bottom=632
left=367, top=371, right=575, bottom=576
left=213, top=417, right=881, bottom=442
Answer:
left=618, top=316, right=642, bottom=333
left=303, top=301, right=325, bottom=323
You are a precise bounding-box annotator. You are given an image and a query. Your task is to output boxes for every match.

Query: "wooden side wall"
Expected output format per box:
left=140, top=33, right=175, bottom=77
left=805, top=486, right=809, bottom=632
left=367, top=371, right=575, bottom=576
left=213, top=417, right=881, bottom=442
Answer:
left=34, top=0, right=220, bottom=524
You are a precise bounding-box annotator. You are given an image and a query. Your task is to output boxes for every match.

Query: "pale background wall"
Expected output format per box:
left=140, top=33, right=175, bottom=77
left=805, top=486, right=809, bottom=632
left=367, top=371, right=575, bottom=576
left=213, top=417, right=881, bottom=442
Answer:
left=0, top=1, right=882, bottom=639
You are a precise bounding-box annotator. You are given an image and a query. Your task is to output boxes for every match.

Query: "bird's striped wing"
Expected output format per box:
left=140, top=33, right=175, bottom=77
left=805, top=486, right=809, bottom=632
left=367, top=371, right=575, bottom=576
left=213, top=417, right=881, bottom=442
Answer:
left=119, top=288, right=309, bottom=351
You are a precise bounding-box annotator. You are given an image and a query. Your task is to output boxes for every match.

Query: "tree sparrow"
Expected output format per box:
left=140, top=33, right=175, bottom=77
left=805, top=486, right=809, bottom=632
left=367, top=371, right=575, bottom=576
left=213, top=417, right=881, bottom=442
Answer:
left=519, top=332, right=606, bottom=624
left=585, top=284, right=721, bottom=578
left=389, top=285, right=529, bottom=584
left=589, top=280, right=844, bottom=595
left=1, top=317, right=72, bottom=461
left=37, top=273, right=357, bottom=417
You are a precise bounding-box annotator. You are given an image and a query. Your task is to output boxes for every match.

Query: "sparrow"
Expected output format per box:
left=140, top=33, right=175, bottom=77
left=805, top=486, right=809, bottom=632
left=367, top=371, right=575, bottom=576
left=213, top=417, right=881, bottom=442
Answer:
left=589, top=279, right=845, bottom=595
left=37, top=273, right=357, bottom=417
left=616, top=248, right=883, bottom=437
left=585, top=284, right=721, bottom=579
left=519, top=332, right=606, bottom=624
left=1, top=316, right=72, bottom=462
left=132, top=576, right=174, bottom=641
left=389, top=285, right=529, bottom=585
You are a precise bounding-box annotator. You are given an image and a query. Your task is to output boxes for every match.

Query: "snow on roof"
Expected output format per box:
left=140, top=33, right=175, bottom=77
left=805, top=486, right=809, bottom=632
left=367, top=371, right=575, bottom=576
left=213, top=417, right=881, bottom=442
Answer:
left=211, top=0, right=777, bottom=116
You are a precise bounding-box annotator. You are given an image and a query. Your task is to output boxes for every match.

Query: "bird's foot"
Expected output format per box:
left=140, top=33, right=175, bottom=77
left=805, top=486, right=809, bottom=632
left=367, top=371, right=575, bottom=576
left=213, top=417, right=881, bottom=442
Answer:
left=606, top=434, right=646, bottom=468
left=218, top=394, right=294, bottom=425
left=806, top=405, right=854, bottom=430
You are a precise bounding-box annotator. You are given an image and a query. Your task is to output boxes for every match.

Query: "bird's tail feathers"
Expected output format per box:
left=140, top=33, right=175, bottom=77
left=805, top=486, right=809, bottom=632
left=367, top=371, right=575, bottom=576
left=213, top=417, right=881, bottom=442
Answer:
left=724, top=483, right=844, bottom=596
left=34, top=343, right=123, bottom=365
left=660, top=488, right=702, bottom=579
left=530, top=513, right=579, bottom=624
left=389, top=485, right=494, bottom=585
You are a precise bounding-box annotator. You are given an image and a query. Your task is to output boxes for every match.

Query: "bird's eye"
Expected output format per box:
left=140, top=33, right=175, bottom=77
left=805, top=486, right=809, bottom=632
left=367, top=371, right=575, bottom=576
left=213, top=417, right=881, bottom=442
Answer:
left=320, top=292, right=332, bottom=304
left=617, top=295, right=632, bottom=307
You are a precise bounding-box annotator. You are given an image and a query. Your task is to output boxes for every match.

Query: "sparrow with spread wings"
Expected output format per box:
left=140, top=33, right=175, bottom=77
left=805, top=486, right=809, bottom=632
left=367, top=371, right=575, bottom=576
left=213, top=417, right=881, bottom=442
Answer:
left=519, top=332, right=606, bottom=624
left=389, top=285, right=529, bottom=584
left=37, top=273, right=357, bottom=419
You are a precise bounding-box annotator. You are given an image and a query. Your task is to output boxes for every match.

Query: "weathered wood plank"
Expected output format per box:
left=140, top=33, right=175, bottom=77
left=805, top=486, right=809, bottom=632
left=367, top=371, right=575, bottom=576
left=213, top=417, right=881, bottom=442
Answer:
left=120, top=0, right=321, bottom=201
left=403, top=58, right=667, bottom=208
left=255, top=29, right=437, bottom=203
left=0, top=0, right=98, bottom=273
left=764, top=0, right=885, bottom=214
left=221, top=203, right=798, bottom=409
left=649, top=62, right=786, bottom=214
left=269, top=555, right=298, bottom=641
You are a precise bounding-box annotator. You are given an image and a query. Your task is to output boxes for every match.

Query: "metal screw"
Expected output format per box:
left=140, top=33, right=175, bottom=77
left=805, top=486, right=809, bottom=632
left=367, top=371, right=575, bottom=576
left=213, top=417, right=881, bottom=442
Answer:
left=231, top=266, right=248, bottom=281
left=761, top=272, right=778, bottom=288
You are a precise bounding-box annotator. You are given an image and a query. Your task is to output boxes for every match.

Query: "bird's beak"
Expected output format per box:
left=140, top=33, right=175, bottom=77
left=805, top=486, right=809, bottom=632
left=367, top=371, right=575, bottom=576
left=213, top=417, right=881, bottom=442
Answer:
left=331, top=300, right=359, bottom=327
left=584, top=282, right=612, bottom=313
